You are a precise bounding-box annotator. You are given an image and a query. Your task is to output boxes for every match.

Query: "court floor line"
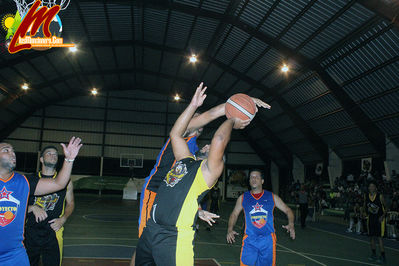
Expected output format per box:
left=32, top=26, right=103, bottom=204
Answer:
left=64, top=256, right=221, bottom=265
left=277, top=243, right=327, bottom=266
left=65, top=242, right=375, bottom=265
left=64, top=244, right=134, bottom=248
left=276, top=249, right=379, bottom=266
left=65, top=237, right=138, bottom=240
left=308, top=225, right=399, bottom=253
left=64, top=256, right=131, bottom=260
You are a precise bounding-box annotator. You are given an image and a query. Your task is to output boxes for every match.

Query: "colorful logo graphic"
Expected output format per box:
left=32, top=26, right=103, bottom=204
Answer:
left=1, top=13, right=15, bottom=31
left=164, top=161, right=188, bottom=187
left=0, top=186, right=20, bottom=227
left=249, top=202, right=268, bottom=229
left=34, top=193, right=60, bottom=211
left=5, top=0, right=73, bottom=53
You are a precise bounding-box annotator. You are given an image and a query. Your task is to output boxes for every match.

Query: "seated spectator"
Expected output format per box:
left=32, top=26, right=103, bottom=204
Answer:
left=347, top=202, right=361, bottom=234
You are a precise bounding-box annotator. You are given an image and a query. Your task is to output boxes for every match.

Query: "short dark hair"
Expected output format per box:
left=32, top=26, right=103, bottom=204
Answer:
left=41, top=145, right=58, bottom=157
left=249, top=169, right=264, bottom=179
left=368, top=180, right=377, bottom=187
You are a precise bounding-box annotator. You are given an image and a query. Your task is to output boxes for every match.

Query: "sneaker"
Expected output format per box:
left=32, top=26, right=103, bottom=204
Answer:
left=346, top=228, right=352, bottom=233
left=368, top=254, right=377, bottom=261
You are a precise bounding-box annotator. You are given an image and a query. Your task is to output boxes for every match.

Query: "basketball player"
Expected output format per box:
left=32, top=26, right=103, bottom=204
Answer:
left=0, top=137, right=82, bottom=266
left=131, top=83, right=268, bottom=265
left=135, top=84, right=253, bottom=265
left=24, top=145, right=75, bottom=266
left=226, top=170, right=295, bottom=266
left=363, top=181, right=386, bottom=263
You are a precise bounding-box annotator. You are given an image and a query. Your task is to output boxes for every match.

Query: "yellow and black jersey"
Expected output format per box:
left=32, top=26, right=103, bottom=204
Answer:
left=25, top=172, right=67, bottom=231
left=365, top=192, right=384, bottom=217
left=151, top=157, right=211, bottom=230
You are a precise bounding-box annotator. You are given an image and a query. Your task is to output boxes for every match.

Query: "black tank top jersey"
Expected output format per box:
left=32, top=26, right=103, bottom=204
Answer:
left=145, top=136, right=198, bottom=192
left=365, top=193, right=384, bottom=217
left=26, top=172, right=67, bottom=229
left=151, top=157, right=210, bottom=230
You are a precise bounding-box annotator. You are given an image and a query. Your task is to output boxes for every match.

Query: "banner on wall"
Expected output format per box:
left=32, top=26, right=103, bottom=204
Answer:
left=361, top=158, right=372, bottom=173
left=315, top=162, right=323, bottom=175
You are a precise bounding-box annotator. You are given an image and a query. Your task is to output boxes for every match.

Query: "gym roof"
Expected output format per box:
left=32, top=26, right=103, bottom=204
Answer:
left=0, top=0, right=398, bottom=167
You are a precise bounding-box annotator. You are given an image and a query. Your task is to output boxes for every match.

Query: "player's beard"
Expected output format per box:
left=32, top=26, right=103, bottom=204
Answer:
left=0, top=157, right=15, bottom=172
left=43, top=160, right=57, bottom=169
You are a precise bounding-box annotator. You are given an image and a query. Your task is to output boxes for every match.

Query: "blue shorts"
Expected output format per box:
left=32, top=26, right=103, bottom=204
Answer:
left=240, top=233, right=276, bottom=266
left=0, top=247, right=29, bottom=266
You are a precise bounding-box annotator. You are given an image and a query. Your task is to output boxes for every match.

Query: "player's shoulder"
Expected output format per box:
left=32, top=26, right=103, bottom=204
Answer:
left=25, top=172, right=39, bottom=180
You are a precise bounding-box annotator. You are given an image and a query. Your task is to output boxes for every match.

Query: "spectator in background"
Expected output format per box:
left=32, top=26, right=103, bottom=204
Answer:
left=298, top=185, right=309, bottom=228
left=294, top=180, right=300, bottom=191
left=209, top=184, right=221, bottom=216
left=347, top=202, right=361, bottom=234
left=206, top=184, right=221, bottom=231
left=347, top=174, right=354, bottom=184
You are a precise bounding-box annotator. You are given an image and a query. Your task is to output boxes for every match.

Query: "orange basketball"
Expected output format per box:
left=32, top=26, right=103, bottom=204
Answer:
left=4, top=211, right=14, bottom=220
left=225, top=93, right=256, bottom=120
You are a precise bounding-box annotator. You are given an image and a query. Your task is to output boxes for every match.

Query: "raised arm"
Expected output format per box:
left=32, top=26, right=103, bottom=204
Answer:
left=201, top=116, right=251, bottom=188
left=274, top=194, right=295, bottom=240
left=34, top=137, right=82, bottom=195
left=186, top=103, right=225, bottom=133
left=186, top=97, right=270, bottom=134
left=227, top=194, right=243, bottom=244
left=170, top=83, right=207, bottom=161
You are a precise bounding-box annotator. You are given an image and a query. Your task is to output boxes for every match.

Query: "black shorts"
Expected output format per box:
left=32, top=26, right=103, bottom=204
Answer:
left=367, top=215, right=385, bottom=237
left=135, top=219, right=195, bottom=266
left=24, top=226, right=64, bottom=266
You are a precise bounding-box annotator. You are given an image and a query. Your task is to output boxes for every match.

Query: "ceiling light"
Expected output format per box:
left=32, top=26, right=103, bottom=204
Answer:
left=21, top=83, right=29, bottom=90
left=281, top=64, right=289, bottom=73
left=174, top=94, right=180, bottom=101
left=91, top=88, right=98, bottom=95
left=69, top=45, right=77, bottom=53
left=189, top=54, right=197, bottom=63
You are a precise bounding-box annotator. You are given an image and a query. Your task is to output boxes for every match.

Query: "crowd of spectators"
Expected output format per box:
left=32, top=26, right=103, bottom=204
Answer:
left=286, top=170, right=399, bottom=240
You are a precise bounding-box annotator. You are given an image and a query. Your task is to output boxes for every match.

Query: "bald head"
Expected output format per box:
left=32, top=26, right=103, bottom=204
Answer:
left=0, top=143, right=16, bottom=173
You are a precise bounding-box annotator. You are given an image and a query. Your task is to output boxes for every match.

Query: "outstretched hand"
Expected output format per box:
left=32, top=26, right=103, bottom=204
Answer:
left=198, top=210, right=220, bottom=226
left=61, top=137, right=83, bottom=160
left=282, top=224, right=295, bottom=240
left=190, top=82, right=207, bottom=108
left=252, top=97, right=271, bottom=112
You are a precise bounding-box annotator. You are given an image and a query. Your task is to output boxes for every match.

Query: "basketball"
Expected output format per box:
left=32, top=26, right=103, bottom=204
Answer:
left=4, top=211, right=14, bottom=220
left=225, top=93, right=256, bottom=120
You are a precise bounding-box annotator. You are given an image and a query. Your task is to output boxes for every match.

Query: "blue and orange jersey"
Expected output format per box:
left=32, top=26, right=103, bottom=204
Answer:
left=242, top=190, right=275, bottom=237
left=142, top=135, right=198, bottom=193
left=0, top=172, right=37, bottom=261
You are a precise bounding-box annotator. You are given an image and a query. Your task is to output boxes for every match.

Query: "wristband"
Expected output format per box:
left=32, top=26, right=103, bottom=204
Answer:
left=65, top=158, right=75, bottom=162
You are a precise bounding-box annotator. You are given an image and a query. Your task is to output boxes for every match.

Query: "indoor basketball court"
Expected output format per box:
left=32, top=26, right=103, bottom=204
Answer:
left=1, top=0, right=399, bottom=265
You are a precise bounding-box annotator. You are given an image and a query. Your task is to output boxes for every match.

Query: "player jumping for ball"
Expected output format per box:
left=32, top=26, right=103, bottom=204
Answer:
left=135, top=84, right=269, bottom=265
